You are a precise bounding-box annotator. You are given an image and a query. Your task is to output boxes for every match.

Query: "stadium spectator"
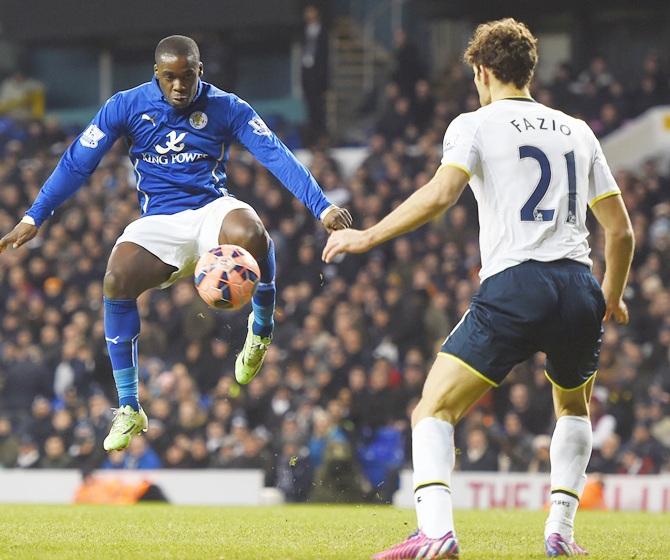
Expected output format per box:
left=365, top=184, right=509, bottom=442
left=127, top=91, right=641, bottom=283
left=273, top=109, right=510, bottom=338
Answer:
left=497, top=412, right=534, bottom=472
left=309, top=438, right=370, bottom=502
left=122, top=437, right=162, bottom=470
left=69, top=423, right=105, bottom=471
left=300, top=4, right=329, bottom=145
left=528, top=435, right=552, bottom=474
left=591, top=388, right=617, bottom=450
left=0, top=416, right=19, bottom=467
left=308, top=408, right=347, bottom=468
left=15, top=436, right=40, bottom=469
left=0, top=71, right=45, bottom=120
left=276, top=441, right=313, bottom=502
left=391, top=30, right=425, bottom=98
left=588, top=433, right=621, bottom=474
left=39, top=435, right=72, bottom=468
left=627, top=423, right=667, bottom=473
left=459, top=427, right=498, bottom=472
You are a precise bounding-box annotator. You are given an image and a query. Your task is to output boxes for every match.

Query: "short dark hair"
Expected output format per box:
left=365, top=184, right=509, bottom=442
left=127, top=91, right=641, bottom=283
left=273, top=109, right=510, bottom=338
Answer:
left=463, top=18, right=538, bottom=89
left=155, top=35, right=200, bottom=64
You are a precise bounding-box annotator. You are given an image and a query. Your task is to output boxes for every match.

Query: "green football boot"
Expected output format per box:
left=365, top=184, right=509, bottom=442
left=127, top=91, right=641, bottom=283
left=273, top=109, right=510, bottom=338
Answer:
left=103, top=405, right=148, bottom=451
left=235, top=313, right=272, bottom=385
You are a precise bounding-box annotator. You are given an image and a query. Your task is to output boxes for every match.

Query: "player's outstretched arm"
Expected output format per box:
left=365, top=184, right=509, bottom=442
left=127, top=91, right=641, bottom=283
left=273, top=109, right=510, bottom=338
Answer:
left=0, top=218, right=39, bottom=254
left=590, top=194, right=634, bottom=324
left=322, top=164, right=468, bottom=263
left=229, top=96, right=351, bottom=226
left=22, top=95, right=125, bottom=230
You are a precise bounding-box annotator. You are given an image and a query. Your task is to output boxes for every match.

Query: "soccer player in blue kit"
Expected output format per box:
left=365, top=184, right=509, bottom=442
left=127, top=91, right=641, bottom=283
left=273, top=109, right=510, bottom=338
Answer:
left=324, top=19, right=634, bottom=559
left=0, top=36, right=352, bottom=451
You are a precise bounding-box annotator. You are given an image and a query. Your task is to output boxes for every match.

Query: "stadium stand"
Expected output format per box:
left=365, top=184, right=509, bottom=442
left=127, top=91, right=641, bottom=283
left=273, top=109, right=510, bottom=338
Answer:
left=0, top=53, right=669, bottom=502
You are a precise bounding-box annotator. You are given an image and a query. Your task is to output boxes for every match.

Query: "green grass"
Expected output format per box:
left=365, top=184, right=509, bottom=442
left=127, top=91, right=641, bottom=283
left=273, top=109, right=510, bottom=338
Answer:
left=0, top=504, right=667, bottom=559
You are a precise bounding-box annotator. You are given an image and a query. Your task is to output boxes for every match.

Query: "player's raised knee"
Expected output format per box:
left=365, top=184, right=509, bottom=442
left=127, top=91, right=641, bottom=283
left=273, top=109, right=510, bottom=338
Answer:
left=103, top=269, right=136, bottom=299
left=219, top=209, right=269, bottom=257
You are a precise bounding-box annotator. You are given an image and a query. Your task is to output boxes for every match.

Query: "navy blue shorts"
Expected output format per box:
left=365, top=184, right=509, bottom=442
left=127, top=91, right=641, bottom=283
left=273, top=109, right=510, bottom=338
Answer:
left=441, top=259, right=606, bottom=390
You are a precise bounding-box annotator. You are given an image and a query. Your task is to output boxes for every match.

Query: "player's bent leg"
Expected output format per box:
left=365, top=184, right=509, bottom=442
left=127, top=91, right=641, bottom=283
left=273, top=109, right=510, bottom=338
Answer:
left=412, top=354, right=491, bottom=538
left=545, top=377, right=594, bottom=557
left=104, top=242, right=177, bottom=299
left=412, top=353, right=493, bottom=427
left=374, top=354, right=491, bottom=560
left=218, top=209, right=276, bottom=384
left=103, top=242, right=175, bottom=451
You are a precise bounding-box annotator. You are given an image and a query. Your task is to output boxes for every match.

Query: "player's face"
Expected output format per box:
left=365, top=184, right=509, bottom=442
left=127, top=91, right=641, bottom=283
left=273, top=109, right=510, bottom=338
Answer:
left=154, top=55, right=203, bottom=109
left=473, top=66, right=492, bottom=106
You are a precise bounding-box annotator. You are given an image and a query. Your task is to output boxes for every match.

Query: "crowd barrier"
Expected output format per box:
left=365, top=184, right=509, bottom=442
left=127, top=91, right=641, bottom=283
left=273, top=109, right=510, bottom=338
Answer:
left=0, top=469, right=265, bottom=505
left=1, top=470, right=668, bottom=510
left=394, top=471, right=670, bottom=512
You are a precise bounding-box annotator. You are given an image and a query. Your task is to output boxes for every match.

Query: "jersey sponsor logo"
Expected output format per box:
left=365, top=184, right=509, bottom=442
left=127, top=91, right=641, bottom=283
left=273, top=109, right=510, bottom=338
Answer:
left=189, top=111, right=208, bottom=130
left=155, top=130, right=187, bottom=154
left=141, top=151, right=209, bottom=165
left=79, top=124, right=106, bottom=148
left=248, top=116, right=272, bottom=137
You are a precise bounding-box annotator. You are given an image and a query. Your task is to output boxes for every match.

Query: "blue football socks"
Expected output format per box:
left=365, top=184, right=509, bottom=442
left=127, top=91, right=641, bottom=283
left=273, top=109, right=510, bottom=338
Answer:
left=104, top=297, right=140, bottom=411
left=252, top=238, right=276, bottom=338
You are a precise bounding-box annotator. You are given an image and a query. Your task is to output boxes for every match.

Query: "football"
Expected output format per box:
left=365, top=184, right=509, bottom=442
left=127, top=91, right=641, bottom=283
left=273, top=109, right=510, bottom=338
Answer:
left=194, top=244, right=260, bottom=309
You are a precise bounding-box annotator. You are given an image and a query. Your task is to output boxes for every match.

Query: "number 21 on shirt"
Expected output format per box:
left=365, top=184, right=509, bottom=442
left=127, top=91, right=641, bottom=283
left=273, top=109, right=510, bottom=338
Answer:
left=519, top=145, right=577, bottom=225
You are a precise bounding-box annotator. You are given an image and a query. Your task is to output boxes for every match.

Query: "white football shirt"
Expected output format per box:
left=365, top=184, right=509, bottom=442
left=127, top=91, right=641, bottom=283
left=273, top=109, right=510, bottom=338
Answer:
left=441, top=97, right=620, bottom=281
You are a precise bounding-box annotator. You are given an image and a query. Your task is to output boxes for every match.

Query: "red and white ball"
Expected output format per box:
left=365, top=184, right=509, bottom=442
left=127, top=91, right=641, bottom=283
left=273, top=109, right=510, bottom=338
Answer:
left=194, top=245, right=260, bottom=310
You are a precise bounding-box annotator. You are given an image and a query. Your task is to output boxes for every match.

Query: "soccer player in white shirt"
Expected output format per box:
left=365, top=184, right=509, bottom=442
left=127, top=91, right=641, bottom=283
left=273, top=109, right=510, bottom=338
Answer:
left=324, top=18, right=634, bottom=559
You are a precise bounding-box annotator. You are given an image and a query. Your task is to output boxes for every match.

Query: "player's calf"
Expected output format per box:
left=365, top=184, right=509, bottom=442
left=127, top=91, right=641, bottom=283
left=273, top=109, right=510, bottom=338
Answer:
left=102, top=243, right=174, bottom=448
left=219, top=209, right=276, bottom=383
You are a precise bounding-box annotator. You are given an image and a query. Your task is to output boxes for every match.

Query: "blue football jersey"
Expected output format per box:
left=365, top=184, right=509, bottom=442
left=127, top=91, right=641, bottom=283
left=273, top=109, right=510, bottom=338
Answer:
left=26, top=79, right=333, bottom=226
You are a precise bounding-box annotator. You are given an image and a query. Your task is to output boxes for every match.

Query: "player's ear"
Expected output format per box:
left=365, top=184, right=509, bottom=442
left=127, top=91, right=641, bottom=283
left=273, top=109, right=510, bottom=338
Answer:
left=480, top=66, right=490, bottom=86
left=153, top=64, right=158, bottom=78
left=198, top=62, right=204, bottom=77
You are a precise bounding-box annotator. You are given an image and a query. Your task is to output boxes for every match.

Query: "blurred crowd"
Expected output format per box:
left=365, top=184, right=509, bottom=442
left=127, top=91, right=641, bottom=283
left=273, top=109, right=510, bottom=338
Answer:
left=370, top=43, right=668, bottom=142
left=0, top=49, right=669, bottom=503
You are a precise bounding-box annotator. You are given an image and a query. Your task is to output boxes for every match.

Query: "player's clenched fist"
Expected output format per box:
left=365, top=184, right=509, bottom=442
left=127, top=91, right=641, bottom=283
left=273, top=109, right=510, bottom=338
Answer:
left=604, top=298, right=629, bottom=325
left=322, top=228, right=372, bottom=263
left=0, top=221, right=39, bottom=254
left=321, top=206, right=353, bottom=233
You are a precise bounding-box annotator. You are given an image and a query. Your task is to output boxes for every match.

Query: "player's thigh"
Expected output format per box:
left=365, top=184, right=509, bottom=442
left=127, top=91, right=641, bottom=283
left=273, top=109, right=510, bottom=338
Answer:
left=544, top=266, right=605, bottom=408
left=552, top=375, right=595, bottom=418
left=217, top=207, right=269, bottom=259
left=440, top=278, right=539, bottom=390
left=197, top=197, right=269, bottom=259
left=104, top=242, right=176, bottom=299
left=412, top=353, right=492, bottom=427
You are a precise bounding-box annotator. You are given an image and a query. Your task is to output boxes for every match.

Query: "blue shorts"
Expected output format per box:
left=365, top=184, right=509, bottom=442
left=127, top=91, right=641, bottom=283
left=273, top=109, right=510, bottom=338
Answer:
left=441, top=259, right=606, bottom=390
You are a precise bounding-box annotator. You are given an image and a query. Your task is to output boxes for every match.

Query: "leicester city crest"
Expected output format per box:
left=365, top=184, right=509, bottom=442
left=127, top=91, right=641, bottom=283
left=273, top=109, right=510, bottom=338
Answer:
left=189, top=111, right=208, bottom=130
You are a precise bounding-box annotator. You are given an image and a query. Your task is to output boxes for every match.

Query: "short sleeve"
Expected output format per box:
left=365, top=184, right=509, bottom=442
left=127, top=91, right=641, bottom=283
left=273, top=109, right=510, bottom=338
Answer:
left=440, top=114, right=480, bottom=178
left=585, top=123, right=620, bottom=207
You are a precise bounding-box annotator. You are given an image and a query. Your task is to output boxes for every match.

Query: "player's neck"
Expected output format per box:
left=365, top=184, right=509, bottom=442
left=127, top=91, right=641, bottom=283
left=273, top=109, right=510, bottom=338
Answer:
left=489, top=83, right=532, bottom=103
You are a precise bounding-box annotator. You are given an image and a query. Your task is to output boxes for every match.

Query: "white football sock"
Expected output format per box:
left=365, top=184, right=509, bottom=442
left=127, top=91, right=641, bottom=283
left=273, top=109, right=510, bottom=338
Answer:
left=412, top=417, right=455, bottom=539
left=545, top=415, right=592, bottom=541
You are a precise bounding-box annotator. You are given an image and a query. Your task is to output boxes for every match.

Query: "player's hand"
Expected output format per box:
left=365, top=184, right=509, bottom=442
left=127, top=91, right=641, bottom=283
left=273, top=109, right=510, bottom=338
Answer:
left=0, top=221, right=39, bottom=254
left=322, top=228, right=371, bottom=263
left=601, top=281, right=629, bottom=324
left=322, top=206, right=353, bottom=233
left=604, top=298, right=629, bottom=324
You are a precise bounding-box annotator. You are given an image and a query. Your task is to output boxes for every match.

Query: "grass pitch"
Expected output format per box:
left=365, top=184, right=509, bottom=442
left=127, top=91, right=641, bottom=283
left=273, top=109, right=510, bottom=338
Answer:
left=0, top=504, right=667, bottom=559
